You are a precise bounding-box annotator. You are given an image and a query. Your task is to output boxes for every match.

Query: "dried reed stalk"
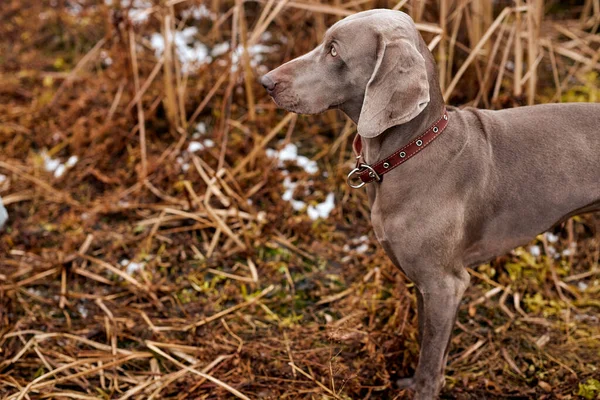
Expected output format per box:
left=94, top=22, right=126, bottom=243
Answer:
left=161, top=13, right=180, bottom=133
left=129, top=27, right=148, bottom=179
left=527, top=0, right=543, bottom=105
left=438, top=0, right=448, bottom=92
left=514, top=0, right=524, bottom=97
left=238, top=0, right=256, bottom=121
left=444, top=6, right=515, bottom=101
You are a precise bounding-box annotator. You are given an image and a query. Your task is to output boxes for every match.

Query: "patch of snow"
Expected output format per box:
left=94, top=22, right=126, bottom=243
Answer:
left=187, top=141, right=204, bottom=153
left=187, top=139, right=214, bottom=153
left=196, top=122, right=207, bottom=135
left=150, top=27, right=211, bottom=72
left=27, top=288, right=43, bottom=297
left=126, top=262, right=144, bottom=275
left=343, top=235, right=370, bottom=253
left=562, top=248, right=572, bottom=257
left=529, top=245, right=541, bottom=257
left=274, top=150, right=333, bottom=219
left=54, top=164, right=67, bottom=178
left=282, top=177, right=306, bottom=211
left=43, top=154, right=61, bottom=173
left=210, top=41, right=278, bottom=72
left=66, top=155, right=79, bottom=168
left=150, top=33, right=164, bottom=53
left=257, top=211, right=266, bottom=223
left=0, top=174, right=6, bottom=184
left=266, top=143, right=319, bottom=174
left=307, top=193, right=335, bottom=220
left=231, top=44, right=278, bottom=71
left=181, top=4, right=215, bottom=20
left=78, top=304, right=88, bottom=318
left=578, top=281, right=588, bottom=291
left=129, top=8, right=149, bottom=23
left=545, top=232, right=559, bottom=243
left=355, top=243, right=369, bottom=254
left=120, top=259, right=145, bottom=275
left=0, top=197, right=8, bottom=230
left=211, top=42, right=230, bottom=58
left=176, top=156, right=190, bottom=172
left=42, top=151, right=78, bottom=178
left=105, top=0, right=152, bottom=23
left=290, top=199, right=306, bottom=211
left=546, top=245, right=559, bottom=259
left=100, top=50, right=113, bottom=67
left=147, top=20, right=278, bottom=73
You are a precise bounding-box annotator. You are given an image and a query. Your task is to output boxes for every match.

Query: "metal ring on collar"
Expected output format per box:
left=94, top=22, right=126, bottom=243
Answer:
left=346, top=167, right=366, bottom=188
left=346, top=164, right=381, bottom=189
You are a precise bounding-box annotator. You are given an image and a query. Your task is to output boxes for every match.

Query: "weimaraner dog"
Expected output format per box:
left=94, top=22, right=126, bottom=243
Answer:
left=260, top=9, right=600, bottom=399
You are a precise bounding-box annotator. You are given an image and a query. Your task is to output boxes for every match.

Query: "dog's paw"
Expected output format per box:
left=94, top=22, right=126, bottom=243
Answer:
left=396, top=377, right=416, bottom=390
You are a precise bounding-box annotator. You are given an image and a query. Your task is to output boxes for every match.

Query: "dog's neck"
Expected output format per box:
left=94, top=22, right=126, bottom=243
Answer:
left=343, top=98, right=446, bottom=165
left=344, top=41, right=446, bottom=164
left=365, top=100, right=446, bottom=164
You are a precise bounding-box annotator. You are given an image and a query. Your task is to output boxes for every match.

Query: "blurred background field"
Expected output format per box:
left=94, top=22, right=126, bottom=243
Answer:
left=0, top=0, right=599, bottom=398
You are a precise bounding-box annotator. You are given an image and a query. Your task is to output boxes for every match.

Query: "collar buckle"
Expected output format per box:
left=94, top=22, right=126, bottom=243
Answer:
left=347, top=163, right=381, bottom=189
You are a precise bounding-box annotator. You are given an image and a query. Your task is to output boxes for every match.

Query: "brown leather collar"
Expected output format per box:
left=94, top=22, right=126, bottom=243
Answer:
left=347, top=108, right=449, bottom=188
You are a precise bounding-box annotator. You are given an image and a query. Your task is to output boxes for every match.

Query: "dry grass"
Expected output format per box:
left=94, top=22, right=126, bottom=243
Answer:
left=1, top=0, right=599, bottom=399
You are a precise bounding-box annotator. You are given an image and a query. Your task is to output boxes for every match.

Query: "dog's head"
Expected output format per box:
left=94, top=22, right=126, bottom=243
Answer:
left=261, top=9, right=431, bottom=138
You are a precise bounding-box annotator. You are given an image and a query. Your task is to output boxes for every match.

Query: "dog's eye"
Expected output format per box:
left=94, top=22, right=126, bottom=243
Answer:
left=330, top=45, right=337, bottom=57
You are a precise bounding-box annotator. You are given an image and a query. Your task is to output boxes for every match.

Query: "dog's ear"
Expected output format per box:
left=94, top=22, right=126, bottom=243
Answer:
left=358, top=38, right=430, bottom=138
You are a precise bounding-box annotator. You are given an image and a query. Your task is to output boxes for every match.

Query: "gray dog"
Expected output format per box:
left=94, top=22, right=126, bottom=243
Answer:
left=260, top=9, right=600, bottom=399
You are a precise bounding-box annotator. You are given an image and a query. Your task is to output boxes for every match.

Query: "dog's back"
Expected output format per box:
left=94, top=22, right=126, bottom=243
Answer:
left=475, top=103, right=599, bottom=197
left=458, top=103, right=600, bottom=265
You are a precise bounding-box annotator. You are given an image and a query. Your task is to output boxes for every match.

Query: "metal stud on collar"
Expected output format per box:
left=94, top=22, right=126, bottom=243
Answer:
left=383, top=162, right=390, bottom=168
left=416, top=139, right=423, bottom=146
left=362, top=164, right=381, bottom=181
left=433, top=126, right=439, bottom=133
left=399, top=151, right=406, bottom=158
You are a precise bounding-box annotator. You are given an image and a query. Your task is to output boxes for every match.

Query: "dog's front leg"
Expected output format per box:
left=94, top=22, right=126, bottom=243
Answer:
left=410, top=267, right=470, bottom=399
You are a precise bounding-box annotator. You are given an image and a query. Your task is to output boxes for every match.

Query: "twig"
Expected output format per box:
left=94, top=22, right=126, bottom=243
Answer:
left=129, top=27, right=148, bottom=179
left=288, top=361, right=343, bottom=400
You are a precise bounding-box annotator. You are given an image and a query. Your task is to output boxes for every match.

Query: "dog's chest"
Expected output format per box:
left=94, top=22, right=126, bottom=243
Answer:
left=367, top=187, right=387, bottom=242
left=367, top=180, right=422, bottom=243
left=368, top=187, right=410, bottom=257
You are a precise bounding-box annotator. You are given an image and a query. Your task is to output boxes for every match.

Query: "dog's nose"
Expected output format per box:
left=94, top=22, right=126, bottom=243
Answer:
left=260, top=74, right=276, bottom=91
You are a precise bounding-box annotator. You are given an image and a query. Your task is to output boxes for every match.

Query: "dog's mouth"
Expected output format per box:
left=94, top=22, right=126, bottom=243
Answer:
left=268, top=86, right=298, bottom=108
left=265, top=82, right=336, bottom=115
left=266, top=83, right=288, bottom=98
left=327, top=100, right=345, bottom=110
